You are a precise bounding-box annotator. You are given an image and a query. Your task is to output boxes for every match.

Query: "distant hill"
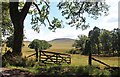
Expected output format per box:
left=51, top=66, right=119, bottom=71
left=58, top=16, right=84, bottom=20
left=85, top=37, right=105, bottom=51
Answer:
left=48, top=38, right=75, bottom=52
left=23, top=38, right=75, bottom=52
left=24, top=41, right=31, bottom=43
left=49, top=38, right=75, bottom=43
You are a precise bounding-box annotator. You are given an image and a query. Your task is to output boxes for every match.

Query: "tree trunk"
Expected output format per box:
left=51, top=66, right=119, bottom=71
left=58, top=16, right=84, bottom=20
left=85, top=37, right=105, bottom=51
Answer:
left=9, top=1, right=32, bottom=56
left=12, top=20, right=24, bottom=55
left=87, top=40, right=92, bottom=66
left=89, top=51, right=92, bottom=65
left=97, top=44, right=100, bottom=56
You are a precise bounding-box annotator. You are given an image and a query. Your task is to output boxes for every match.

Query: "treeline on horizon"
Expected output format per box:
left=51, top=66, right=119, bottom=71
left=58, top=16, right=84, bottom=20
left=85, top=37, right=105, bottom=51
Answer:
left=73, top=27, right=120, bottom=56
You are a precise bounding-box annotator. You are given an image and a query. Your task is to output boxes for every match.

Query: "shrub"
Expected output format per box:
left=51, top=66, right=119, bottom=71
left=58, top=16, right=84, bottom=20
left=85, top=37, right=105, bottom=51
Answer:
left=66, top=49, right=80, bottom=54
left=2, top=53, right=36, bottom=67
left=30, top=65, right=112, bottom=76
left=111, top=69, right=119, bottom=76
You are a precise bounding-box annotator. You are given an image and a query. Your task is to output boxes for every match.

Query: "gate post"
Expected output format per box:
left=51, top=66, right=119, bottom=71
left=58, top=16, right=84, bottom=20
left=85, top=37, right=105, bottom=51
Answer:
left=39, top=51, right=41, bottom=62
left=35, top=48, right=38, bottom=62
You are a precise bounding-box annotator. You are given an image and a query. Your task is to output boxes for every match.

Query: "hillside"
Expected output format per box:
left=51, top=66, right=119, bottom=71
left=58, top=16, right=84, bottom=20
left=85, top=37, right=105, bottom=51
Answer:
left=48, top=38, right=75, bottom=52
left=22, top=38, right=75, bottom=55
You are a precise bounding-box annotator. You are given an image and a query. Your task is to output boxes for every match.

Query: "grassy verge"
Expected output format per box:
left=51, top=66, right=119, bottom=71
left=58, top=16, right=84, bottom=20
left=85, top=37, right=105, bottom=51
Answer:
left=6, top=64, right=119, bottom=77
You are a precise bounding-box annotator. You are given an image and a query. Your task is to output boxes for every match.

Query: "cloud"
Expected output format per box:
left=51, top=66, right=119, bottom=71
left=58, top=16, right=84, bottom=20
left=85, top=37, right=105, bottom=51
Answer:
left=95, top=0, right=118, bottom=30
left=107, top=17, right=117, bottom=23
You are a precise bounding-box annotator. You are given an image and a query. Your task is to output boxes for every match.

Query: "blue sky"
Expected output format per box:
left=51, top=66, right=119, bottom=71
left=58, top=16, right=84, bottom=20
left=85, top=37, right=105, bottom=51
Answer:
left=24, top=0, right=119, bottom=41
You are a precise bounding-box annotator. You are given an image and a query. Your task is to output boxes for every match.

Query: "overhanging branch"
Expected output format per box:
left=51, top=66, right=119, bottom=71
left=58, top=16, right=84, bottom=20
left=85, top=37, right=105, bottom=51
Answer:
left=20, top=1, right=32, bottom=21
left=33, top=2, right=53, bottom=27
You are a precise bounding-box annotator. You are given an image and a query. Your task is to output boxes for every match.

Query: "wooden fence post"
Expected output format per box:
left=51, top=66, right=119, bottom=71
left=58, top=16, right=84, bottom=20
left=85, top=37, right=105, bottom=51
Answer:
left=56, top=54, right=58, bottom=64
left=89, top=51, right=92, bottom=65
left=87, top=40, right=92, bottom=66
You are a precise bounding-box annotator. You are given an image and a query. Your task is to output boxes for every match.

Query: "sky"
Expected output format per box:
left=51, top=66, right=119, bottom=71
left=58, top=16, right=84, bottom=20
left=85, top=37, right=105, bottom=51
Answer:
left=24, top=0, right=119, bottom=41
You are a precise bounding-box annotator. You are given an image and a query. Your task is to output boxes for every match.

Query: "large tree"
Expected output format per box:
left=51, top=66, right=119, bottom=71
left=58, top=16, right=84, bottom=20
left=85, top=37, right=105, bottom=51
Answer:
left=89, top=27, right=100, bottom=55
left=112, top=28, right=120, bottom=51
left=9, top=0, right=62, bottom=55
left=9, top=1, right=32, bottom=55
left=8, top=0, right=109, bottom=56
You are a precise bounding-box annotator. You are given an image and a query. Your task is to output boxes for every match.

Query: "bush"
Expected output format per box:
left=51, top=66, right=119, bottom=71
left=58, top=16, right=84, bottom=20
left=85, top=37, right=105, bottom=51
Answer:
left=111, top=69, right=119, bottom=77
left=2, top=52, right=36, bottom=67
left=66, top=49, right=80, bottom=54
left=29, top=65, right=112, bottom=76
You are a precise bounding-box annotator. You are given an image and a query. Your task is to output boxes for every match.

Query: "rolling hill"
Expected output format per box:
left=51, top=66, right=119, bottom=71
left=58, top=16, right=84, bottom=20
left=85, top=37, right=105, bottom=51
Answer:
left=22, top=38, right=75, bottom=56
left=49, top=38, right=75, bottom=43
left=48, top=38, right=75, bottom=52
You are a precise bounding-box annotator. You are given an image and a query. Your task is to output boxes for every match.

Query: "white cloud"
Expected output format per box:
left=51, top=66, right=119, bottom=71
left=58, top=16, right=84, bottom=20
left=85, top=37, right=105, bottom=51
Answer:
left=93, top=0, right=119, bottom=30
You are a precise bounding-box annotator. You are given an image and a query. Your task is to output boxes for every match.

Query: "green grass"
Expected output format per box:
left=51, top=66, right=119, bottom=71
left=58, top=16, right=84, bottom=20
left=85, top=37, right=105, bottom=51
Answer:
left=1, top=41, right=119, bottom=76
left=70, top=54, right=118, bottom=68
left=93, top=56, right=119, bottom=67
left=2, top=41, right=119, bottom=68
left=18, top=42, right=120, bottom=68
left=48, top=41, right=74, bottom=52
left=22, top=42, right=35, bottom=57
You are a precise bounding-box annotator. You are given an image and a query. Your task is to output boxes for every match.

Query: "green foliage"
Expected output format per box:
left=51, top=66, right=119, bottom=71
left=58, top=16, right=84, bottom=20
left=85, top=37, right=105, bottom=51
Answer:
left=57, top=1, right=109, bottom=30
left=28, top=39, right=52, bottom=51
left=2, top=54, right=36, bottom=67
left=49, top=17, right=63, bottom=32
left=30, top=1, right=63, bottom=33
left=6, top=35, right=14, bottom=49
left=27, top=65, right=112, bottom=76
left=66, top=49, right=80, bottom=54
left=6, top=35, right=25, bottom=49
left=88, top=26, right=100, bottom=54
left=4, top=1, right=110, bottom=55
left=73, top=27, right=120, bottom=56
left=1, top=2, right=13, bottom=36
left=0, top=31, right=2, bottom=45
left=100, top=29, right=112, bottom=52
left=73, top=35, right=88, bottom=51
left=111, top=69, right=119, bottom=76
left=111, top=28, right=120, bottom=51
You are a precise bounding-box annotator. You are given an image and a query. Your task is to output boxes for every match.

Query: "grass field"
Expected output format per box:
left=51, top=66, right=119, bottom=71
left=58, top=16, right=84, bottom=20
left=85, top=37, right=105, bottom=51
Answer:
left=20, top=41, right=119, bottom=68
left=48, top=39, right=74, bottom=52
left=2, top=40, right=119, bottom=68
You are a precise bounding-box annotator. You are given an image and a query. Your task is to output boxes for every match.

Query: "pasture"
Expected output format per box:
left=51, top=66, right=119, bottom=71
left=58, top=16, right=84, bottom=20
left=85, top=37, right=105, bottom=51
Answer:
left=1, top=40, right=119, bottom=68
left=19, top=41, right=119, bottom=68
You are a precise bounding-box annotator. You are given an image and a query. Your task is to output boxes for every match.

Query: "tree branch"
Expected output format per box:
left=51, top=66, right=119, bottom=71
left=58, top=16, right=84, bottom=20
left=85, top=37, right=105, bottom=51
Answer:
left=33, top=2, right=53, bottom=27
left=78, top=2, right=85, bottom=17
left=9, top=1, right=19, bottom=23
left=33, top=2, right=41, bottom=14
left=20, top=1, right=32, bottom=21
left=42, top=0, right=50, bottom=10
